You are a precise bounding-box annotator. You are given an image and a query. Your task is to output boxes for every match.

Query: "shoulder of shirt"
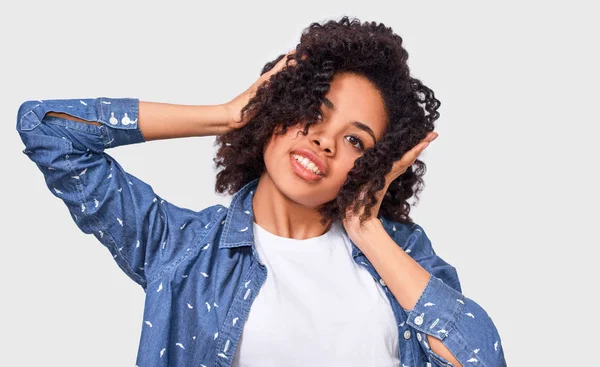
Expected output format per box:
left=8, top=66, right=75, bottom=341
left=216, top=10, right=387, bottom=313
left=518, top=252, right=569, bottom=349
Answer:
left=197, top=203, right=229, bottom=225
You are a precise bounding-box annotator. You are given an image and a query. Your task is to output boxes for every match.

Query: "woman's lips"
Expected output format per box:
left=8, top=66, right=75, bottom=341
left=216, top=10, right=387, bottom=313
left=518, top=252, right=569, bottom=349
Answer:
left=290, top=148, right=327, bottom=176
left=289, top=154, right=325, bottom=182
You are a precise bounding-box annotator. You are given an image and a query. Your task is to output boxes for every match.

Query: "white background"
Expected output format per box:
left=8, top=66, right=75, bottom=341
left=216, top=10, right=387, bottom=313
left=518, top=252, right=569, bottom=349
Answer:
left=1, top=1, right=598, bottom=366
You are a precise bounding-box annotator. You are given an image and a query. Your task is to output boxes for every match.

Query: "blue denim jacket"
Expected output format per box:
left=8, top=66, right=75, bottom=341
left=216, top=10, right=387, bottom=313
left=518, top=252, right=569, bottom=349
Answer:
left=16, top=97, right=507, bottom=367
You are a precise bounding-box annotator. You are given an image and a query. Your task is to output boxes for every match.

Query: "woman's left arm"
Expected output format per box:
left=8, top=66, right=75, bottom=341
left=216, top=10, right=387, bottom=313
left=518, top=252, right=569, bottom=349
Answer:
left=351, top=221, right=507, bottom=367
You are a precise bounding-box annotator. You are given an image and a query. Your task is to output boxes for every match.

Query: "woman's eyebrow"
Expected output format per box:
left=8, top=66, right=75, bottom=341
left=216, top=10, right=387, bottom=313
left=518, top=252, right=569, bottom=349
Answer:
left=323, top=97, right=377, bottom=144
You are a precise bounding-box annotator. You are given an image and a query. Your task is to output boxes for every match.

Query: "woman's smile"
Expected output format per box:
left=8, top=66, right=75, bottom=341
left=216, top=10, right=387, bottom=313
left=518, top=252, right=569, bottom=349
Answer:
left=289, top=153, right=325, bottom=182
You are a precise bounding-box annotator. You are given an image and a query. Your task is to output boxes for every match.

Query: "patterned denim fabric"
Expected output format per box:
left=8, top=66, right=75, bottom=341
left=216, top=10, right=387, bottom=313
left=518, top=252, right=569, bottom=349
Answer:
left=16, top=97, right=507, bottom=367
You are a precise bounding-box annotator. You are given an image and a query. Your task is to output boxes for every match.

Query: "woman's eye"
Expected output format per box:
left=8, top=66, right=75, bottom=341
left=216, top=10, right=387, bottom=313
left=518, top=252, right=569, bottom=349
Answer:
left=346, top=135, right=365, bottom=151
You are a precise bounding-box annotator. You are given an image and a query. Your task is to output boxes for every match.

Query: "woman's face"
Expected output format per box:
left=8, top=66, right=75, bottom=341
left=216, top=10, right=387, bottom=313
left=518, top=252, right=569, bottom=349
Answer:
left=262, top=71, right=388, bottom=209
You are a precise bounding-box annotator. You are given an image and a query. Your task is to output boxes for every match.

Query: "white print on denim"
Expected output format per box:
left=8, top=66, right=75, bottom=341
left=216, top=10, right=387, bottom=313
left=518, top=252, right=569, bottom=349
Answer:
left=187, top=303, right=193, bottom=309
left=80, top=100, right=87, bottom=106
left=201, top=243, right=210, bottom=251
left=206, top=302, right=211, bottom=312
left=465, top=312, right=475, bottom=318
left=467, top=357, right=478, bottom=363
left=157, top=282, right=163, bottom=292
left=176, top=343, right=185, bottom=349
left=160, top=348, right=166, bottom=357
left=144, top=321, right=153, bottom=327
left=101, top=101, right=111, bottom=104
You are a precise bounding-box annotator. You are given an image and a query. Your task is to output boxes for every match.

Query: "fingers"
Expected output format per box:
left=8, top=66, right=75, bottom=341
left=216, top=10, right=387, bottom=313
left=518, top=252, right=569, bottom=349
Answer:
left=390, top=132, right=439, bottom=174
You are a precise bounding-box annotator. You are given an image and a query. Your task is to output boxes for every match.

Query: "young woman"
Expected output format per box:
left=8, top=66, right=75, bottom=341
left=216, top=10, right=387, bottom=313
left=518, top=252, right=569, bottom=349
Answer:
left=16, top=16, right=506, bottom=367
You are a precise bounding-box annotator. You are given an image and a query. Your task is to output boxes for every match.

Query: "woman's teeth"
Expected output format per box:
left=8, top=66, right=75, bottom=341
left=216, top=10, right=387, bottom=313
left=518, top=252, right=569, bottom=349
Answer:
left=292, top=154, right=323, bottom=176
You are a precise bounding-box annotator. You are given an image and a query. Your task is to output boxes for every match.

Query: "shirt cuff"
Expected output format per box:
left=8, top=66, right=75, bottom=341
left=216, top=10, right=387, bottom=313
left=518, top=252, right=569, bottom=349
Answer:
left=405, top=273, right=466, bottom=341
left=96, top=97, right=145, bottom=148
left=18, top=97, right=145, bottom=149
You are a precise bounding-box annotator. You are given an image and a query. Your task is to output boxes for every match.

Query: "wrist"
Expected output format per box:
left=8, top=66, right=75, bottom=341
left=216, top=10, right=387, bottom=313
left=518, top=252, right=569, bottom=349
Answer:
left=346, top=217, right=384, bottom=243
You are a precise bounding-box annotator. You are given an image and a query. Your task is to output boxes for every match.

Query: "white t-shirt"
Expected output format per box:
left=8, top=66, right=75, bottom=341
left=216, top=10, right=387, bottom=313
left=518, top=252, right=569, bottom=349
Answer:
left=231, top=220, right=400, bottom=367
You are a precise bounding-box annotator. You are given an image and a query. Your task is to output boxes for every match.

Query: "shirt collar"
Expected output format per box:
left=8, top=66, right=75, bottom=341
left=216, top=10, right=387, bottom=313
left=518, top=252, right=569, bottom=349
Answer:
left=218, top=177, right=368, bottom=258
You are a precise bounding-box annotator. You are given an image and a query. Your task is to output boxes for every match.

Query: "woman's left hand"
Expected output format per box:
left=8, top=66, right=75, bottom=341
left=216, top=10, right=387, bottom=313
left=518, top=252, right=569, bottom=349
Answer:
left=342, top=132, right=439, bottom=238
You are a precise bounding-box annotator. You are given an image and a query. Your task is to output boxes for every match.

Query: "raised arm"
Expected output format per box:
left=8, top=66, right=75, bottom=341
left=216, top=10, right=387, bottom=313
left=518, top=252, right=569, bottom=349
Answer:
left=15, top=51, right=297, bottom=291
left=45, top=101, right=233, bottom=141
left=16, top=97, right=231, bottom=291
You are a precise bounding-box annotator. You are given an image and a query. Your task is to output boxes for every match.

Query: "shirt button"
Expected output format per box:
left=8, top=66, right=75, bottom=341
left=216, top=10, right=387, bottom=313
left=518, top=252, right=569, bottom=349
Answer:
left=414, top=314, right=424, bottom=326
left=403, top=330, right=411, bottom=339
left=379, top=278, right=386, bottom=287
left=417, top=332, right=422, bottom=342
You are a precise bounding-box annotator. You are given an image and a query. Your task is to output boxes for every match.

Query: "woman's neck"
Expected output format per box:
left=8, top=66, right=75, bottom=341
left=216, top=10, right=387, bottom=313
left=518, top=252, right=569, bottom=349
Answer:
left=251, top=173, right=332, bottom=240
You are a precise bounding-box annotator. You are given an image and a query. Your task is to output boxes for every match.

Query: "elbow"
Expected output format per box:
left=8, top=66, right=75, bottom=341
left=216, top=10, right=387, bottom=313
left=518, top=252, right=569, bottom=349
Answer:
left=16, top=100, right=43, bottom=134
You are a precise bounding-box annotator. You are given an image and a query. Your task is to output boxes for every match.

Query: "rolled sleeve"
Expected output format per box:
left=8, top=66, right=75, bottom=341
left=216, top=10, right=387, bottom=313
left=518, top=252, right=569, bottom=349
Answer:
left=405, top=273, right=465, bottom=340
left=399, top=224, right=507, bottom=367
left=15, top=97, right=215, bottom=291
left=18, top=97, right=145, bottom=149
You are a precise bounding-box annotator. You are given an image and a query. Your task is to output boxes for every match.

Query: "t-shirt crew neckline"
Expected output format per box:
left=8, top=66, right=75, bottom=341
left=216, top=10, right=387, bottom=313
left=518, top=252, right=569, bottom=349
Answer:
left=252, top=220, right=342, bottom=251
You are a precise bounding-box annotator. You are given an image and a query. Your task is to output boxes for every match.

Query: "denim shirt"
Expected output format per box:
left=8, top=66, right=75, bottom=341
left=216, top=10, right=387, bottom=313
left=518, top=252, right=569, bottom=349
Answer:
left=16, top=97, right=507, bottom=367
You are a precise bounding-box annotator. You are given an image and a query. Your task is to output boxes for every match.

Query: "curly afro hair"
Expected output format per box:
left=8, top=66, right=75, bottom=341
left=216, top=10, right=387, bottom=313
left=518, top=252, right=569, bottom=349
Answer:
left=213, top=16, right=440, bottom=228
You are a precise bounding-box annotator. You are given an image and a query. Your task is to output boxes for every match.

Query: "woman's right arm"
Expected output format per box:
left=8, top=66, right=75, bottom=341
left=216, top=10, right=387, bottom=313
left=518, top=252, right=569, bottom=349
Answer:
left=16, top=97, right=231, bottom=291
left=47, top=101, right=233, bottom=140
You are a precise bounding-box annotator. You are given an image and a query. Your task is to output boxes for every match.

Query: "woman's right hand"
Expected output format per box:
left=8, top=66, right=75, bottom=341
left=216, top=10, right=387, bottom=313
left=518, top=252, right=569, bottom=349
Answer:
left=222, top=49, right=298, bottom=132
